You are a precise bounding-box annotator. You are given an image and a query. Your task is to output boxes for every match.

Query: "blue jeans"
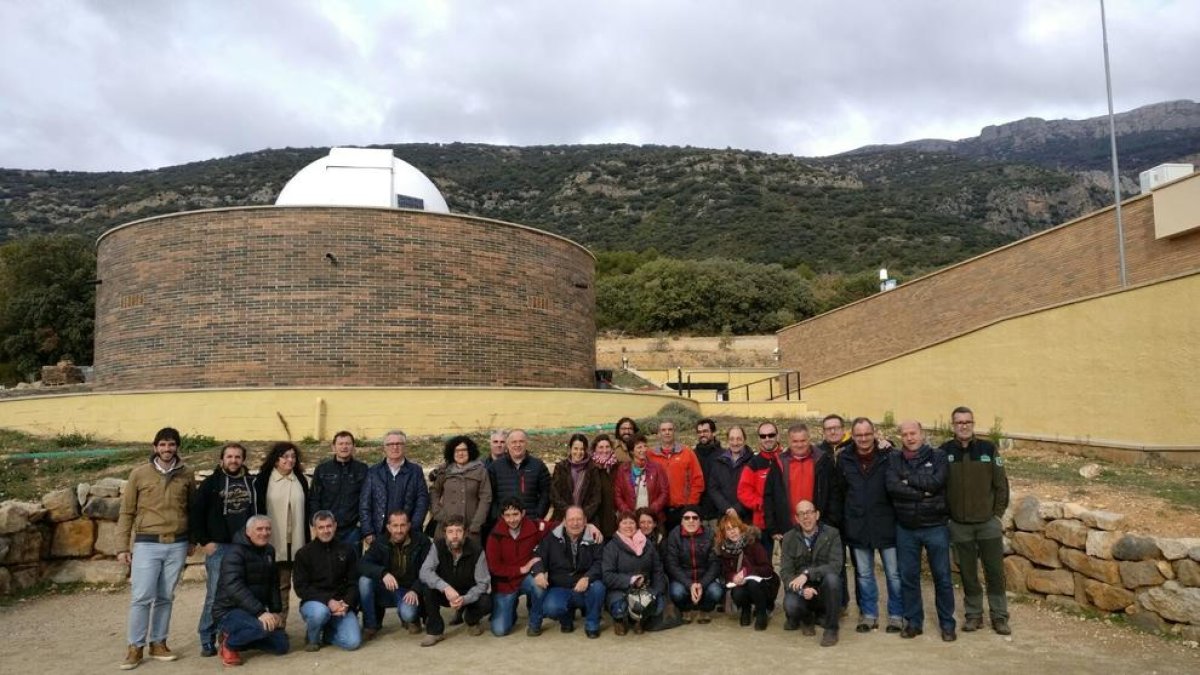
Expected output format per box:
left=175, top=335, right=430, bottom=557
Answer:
left=896, top=524, right=955, bottom=631
left=197, top=543, right=229, bottom=647
left=217, top=608, right=289, bottom=654
left=127, top=541, right=188, bottom=646
left=852, top=546, right=902, bottom=621
left=299, top=600, right=362, bottom=650
left=358, top=577, right=421, bottom=629
left=606, top=591, right=665, bottom=620
left=668, top=580, right=725, bottom=612
left=492, top=575, right=546, bottom=635
left=542, top=581, right=607, bottom=632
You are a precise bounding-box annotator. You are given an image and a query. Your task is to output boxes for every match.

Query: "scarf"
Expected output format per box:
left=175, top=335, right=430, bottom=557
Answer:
left=721, top=533, right=748, bottom=557
left=591, top=446, right=618, bottom=471
left=569, top=458, right=589, bottom=505
left=617, top=530, right=647, bottom=556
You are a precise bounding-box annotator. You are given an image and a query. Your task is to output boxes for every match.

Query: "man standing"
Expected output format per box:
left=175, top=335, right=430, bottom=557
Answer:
left=293, top=511, right=362, bottom=652
left=489, top=429, right=551, bottom=519
left=763, top=424, right=838, bottom=544
left=736, top=421, right=782, bottom=556
left=693, top=418, right=722, bottom=523
left=817, top=415, right=853, bottom=458
left=648, top=419, right=705, bottom=533
left=358, top=510, right=431, bottom=639
left=886, top=420, right=956, bottom=641
left=418, top=515, right=493, bottom=646
left=212, top=515, right=289, bottom=667
left=483, top=429, right=508, bottom=469
left=941, top=406, right=1011, bottom=635
left=486, top=498, right=549, bottom=636
left=531, top=506, right=606, bottom=638
left=117, top=427, right=195, bottom=670
left=310, top=431, right=368, bottom=548
left=191, top=442, right=256, bottom=657
left=835, top=418, right=903, bottom=634
left=708, top=425, right=752, bottom=524
left=361, top=430, right=429, bottom=546
left=780, top=500, right=843, bottom=647
left=613, top=417, right=637, bottom=462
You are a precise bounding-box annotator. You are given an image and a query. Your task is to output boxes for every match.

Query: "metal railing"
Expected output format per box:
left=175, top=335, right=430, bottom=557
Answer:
left=715, top=371, right=801, bottom=402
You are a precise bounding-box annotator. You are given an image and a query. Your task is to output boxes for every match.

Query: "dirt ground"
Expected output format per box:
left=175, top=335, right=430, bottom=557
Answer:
left=1, top=579, right=1195, bottom=675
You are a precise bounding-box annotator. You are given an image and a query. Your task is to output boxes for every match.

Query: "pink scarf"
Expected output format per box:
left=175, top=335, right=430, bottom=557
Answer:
left=591, top=447, right=618, bottom=471
left=617, top=530, right=648, bottom=556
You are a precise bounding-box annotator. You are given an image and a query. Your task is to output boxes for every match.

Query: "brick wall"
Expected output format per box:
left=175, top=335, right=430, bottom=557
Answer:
left=779, top=189, right=1200, bottom=384
left=94, top=207, right=596, bottom=390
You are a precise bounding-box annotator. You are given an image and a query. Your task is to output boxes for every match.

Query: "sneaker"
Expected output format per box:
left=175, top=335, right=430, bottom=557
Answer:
left=992, top=618, right=1012, bottom=636
left=305, top=640, right=321, bottom=652
left=754, top=612, right=769, bottom=631
left=526, top=625, right=542, bottom=637
left=697, top=611, right=712, bottom=624
left=801, top=622, right=816, bottom=637
left=407, top=621, right=424, bottom=635
left=420, top=634, right=444, bottom=647
left=941, top=628, right=957, bottom=642
left=886, top=616, right=904, bottom=633
left=148, top=642, right=178, bottom=662
left=218, top=633, right=242, bottom=667
left=963, top=616, right=983, bottom=632
left=586, top=628, right=601, bottom=639
left=362, top=627, right=379, bottom=642
left=681, top=610, right=694, bottom=624
left=820, top=629, right=839, bottom=647
left=900, top=625, right=923, bottom=639
left=856, top=617, right=878, bottom=633
left=120, top=645, right=143, bottom=670
left=468, top=623, right=484, bottom=637
left=739, top=606, right=752, bottom=626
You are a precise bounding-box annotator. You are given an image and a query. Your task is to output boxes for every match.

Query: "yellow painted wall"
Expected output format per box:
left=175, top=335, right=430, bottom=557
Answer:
left=802, top=273, right=1200, bottom=447
left=698, top=400, right=817, bottom=421
left=0, top=388, right=696, bottom=443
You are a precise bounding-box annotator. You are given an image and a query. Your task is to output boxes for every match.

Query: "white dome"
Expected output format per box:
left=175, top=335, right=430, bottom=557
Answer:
left=275, top=147, right=450, bottom=213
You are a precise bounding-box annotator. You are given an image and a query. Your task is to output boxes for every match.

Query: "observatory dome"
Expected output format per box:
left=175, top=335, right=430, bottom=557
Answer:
left=275, top=147, right=450, bottom=212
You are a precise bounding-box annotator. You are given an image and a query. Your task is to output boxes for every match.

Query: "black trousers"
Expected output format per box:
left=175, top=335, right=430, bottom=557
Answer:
left=422, top=587, right=492, bottom=636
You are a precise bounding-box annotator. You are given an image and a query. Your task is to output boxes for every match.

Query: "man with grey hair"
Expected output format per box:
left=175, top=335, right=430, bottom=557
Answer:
left=488, top=429, right=551, bottom=519
left=293, top=511, right=361, bottom=651
left=484, top=429, right=509, bottom=469
left=212, top=515, right=289, bottom=667
left=361, top=430, right=429, bottom=546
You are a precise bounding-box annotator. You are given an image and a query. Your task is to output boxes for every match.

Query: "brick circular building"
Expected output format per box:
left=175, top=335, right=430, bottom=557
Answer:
left=94, top=206, right=595, bottom=390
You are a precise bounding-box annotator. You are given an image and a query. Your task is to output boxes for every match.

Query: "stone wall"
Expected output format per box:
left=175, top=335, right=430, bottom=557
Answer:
left=1002, top=494, right=1200, bottom=640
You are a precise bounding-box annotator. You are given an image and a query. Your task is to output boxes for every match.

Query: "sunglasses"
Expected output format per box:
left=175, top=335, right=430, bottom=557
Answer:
left=759, top=432, right=777, bottom=439
left=682, top=515, right=700, bottom=521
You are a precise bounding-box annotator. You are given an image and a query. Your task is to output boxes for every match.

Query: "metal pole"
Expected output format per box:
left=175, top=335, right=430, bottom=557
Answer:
left=1100, top=0, right=1128, bottom=287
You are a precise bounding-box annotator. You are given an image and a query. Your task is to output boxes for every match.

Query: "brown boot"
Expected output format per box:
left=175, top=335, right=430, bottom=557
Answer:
left=148, top=642, right=178, bottom=662
left=613, top=620, right=628, bottom=636
left=119, top=645, right=143, bottom=670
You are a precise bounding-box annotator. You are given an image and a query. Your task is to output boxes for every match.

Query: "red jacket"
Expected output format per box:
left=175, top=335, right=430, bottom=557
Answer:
left=485, top=516, right=552, bottom=594
left=648, top=444, right=705, bottom=507
left=736, top=450, right=780, bottom=530
left=613, top=461, right=669, bottom=520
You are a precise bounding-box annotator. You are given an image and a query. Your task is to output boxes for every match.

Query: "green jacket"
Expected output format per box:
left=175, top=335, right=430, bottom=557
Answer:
left=778, top=523, right=843, bottom=588
left=941, top=437, right=1009, bottom=524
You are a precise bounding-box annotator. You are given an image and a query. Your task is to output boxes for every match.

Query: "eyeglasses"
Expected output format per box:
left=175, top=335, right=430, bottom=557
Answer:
left=797, top=510, right=817, bottom=516
left=759, top=432, right=777, bottom=439
left=953, top=421, right=975, bottom=426
left=823, top=426, right=842, bottom=432
left=682, top=515, right=700, bottom=521
left=385, top=442, right=405, bottom=447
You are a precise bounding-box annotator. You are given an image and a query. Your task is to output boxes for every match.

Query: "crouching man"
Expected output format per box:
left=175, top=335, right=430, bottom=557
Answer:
left=358, top=510, right=432, bottom=639
left=293, top=510, right=362, bottom=652
left=418, top=515, right=492, bottom=646
left=211, top=516, right=289, bottom=667
left=531, top=506, right=606, bottom=638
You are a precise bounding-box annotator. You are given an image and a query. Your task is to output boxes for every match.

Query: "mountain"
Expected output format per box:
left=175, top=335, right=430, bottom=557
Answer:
left=2, top=101, right=1197, bottom=275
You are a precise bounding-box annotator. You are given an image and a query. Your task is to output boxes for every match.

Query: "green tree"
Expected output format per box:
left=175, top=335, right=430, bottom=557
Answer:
left=0, top=235, right=96, bottom=382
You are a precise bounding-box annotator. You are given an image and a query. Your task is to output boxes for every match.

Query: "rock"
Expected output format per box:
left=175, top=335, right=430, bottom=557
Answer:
left=88, top=478, right=126, bottom=498
left=1004, top=555, right=1033, bottom=593
left=1011, top=532, right=1060, bottom=568
left=0, top=536, right=9, bottom=560
left=76, top=483, right=91, bottom=509
left=1179, top=624, right=1200, bottom=642
left=1086, top=530, right=1124, bottom=560
left=1027, top=569, right=1075, bottom=595
left=1060, top=548, right=1121, bottom=584
left=1128, top=606, right=1169, bottom=634
left=1175, top=560, right=1200, bottom=587
left=1138, top=581, right=1200, bottom=625
left=1113, top=535, right=1161, bottom=561
left=1013, top=495, right=1045, bottom=532
left=1000, top=503, right=1015, bottom=531
left=2, top=527, right=47, bottom=564
left=1158, top=560, right=1175, bottom=580
left=1120, top=560, right=1167, bottom=589
left=1038, top=501, right=1064, bottom=520
left=1045, top=594, right=1080, bottom=610
left=1045, top=519, right=1090, bottom=549
left=93, top=521, right=124, bottom=556
left=1191, top=546, right=1200, bottom=562
left=1072, top=571, right=1090, bottom=607
left=1157, top=538, right=1200, bottom=561
left=1083, top=579, right=1135, bottom=611
left=1062, top=502, right=1089, bottom=520
left=41, top=488, right=80, bottom=523
left=10, top=565, right=43, bottom=591
left=0, top=566, right=10, bottom=595
left=82, top=497, right=121, bottom=521
left=1002, top=536, right=1013, bottom=555
left=48, top=559, right=128, bottom=585
left=1078, top=463, right=1102, bottom=479
left=0, top=501, right=48, bottom=535
left=50, top=519, right=95, bottom=558
left=1079, top=510, right=1129, bottom=531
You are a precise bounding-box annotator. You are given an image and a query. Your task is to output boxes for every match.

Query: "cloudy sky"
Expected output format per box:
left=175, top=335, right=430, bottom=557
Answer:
left=1, top=0, right=1197, bottom=172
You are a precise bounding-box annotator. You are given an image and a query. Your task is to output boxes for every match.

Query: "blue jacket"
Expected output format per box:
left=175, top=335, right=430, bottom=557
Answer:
left=360, top=460, right=429, bottom=537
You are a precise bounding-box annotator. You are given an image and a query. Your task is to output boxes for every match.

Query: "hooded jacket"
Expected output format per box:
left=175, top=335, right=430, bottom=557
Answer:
left=736, top=449, right=780, bottom=530
left=211, top=529, right=281, bottom=623
left=531, top=522, right=604, bottom=589
left=885, top=444, right=949, bottom=529
left=663, top=524, right=720, bottom=588
left=292, top=535, right=361, bottom=609
left=190, top=465, right=256, bottom=546
left=485, top=516, right=551, bottom=594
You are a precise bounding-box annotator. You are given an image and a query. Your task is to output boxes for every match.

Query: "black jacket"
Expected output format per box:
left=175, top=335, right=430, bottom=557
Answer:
left=190, top=467, right=257, bottom=545
left=663, top=525, right=720, bottom=588
left=489, top=454, right=551, bottom=519
left=292, top=537, right=360, bottom=609
left=762, top=448, right=838, bottom=536
left=834, top=445, right=896, bottom=549
left=309, top=457, right=368, bottom=531
left=530, top=523, right=604, bottom=589
left=693, top=440, right=723, bottom=519
left=601, top=535, right=667, bottom=596
left=885, top=444, right=949, bottom=529
left=706, top=449, right=752, bottom=520
left=358, top=531, right=432, bottom=593
left=211, top=530, right=281, bottom=623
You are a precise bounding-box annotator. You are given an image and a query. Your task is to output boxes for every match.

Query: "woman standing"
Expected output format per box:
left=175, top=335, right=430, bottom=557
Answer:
left=614, top=435, right=668, bottom=523
left=254, top=441, right=310, bottom=629
left=429, top=435, right=492, bottom=542
left=602, top=510, right=667, bottom=635
left=550, top=433, right=602, bottom=522
left=715, top=513, right=779, bottom=631
left=589, top=434, right=621, bottom=537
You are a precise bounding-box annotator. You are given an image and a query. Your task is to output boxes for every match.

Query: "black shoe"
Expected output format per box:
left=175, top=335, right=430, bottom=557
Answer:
left=784, top=619, right=800, bottom=631
left=801, top=622, right=816, bottom=637
left=900, top=625, right=923, bottom=639
left=200, top=644, right=217, bottom=658
left=449, top=608, right=465, bottom=626
left=754, top=612, right=769, bottom=631
left=992, top=619, right=1011, bottom=635
left=856, top=617, right=877, bottom=633
left=941, top=628, right=957, bottom=642
left=526, top=625, right=542, bottom=637
left=586, top=629, right=600, bottom=639
left=820, top=629, right=839, bottom=647
left=560, top=622, right=575, bottom=634
left=739, top=607, right=752, bottom=627
left=963, top=616, right=983, bottom=632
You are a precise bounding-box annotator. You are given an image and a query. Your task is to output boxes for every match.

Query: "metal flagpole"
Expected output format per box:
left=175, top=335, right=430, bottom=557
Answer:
left=1100, top=0, right=1128, bottom=287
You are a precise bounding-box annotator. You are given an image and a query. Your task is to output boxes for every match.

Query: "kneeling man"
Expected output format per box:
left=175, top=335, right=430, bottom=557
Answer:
left=212, top=516, right=289, bottom=667
left=531, top=506, right=606, bottom=638
left=293, top=510, right=362, bottom=651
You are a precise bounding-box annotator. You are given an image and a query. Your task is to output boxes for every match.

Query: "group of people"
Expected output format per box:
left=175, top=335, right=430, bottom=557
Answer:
left=114, top=407, right=1010, bottom=668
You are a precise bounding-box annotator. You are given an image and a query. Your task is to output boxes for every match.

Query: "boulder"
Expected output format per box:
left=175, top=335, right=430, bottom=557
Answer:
left=1038, top=501, right=1064, bottom=520
left=1079, top=510, right=1129, bottom=531
left=48, top=559, right=128, bottom=585
left=1002, top=536, right=1013, bottom=555
left=1072, top=571, right=1089, bottom=607
left=3, top=527, right=47, bottom=564
left=0, top=501, right=47, bottom=535
left=1157, top=538, right=1200, bottom=561
left=1138, top=581, right=1200, bottom=625
left=10, top=565, right=43, bottom=591
left=50, top=519, right=95, bottom=558
left=0, top=566, right=10, bottom=595
left=1078, top=463, right=1102, bottom=479
left=1157, top=560, right=1175, bottom=581
left=1044, top=519, right=1089, bottom=549
left=1012, top=495, right=1045, bottom=532
left=1175, top=559, right=1200, bottom=587
left=1045, top=594, right=1079, bottom=610
left=1112, top=535, right=1160, bottom=562
left=41, top=488, right=80, bottom=522
left=0, top=536, right=9, bottom=560
left=1011, top=532, right=1060, bottom=568
left=1000, top=503, right=1015, bottom=531
left=1086, top=530, right=1124, bottom=560
left=1083, top=579, right=1135, bottom=611
left=1026, top=569, right=1075, bottom=595
left=1004, top=555, right=1033, bottom=593
left=1061, top=502, right=1089, bottom=520
left=1120, top=560, right=1166, bottom=589
left=82, top=497, right=121, bottom=521
left=1127, top=606, right=1169, bottom=634
left=1178, top=624, right=1200, bottom=643
left=88, top=477, right=127, bottom=498
left=1060, top=548, right=1121, bottom=584
left=93, top=521, right=124, bottom=556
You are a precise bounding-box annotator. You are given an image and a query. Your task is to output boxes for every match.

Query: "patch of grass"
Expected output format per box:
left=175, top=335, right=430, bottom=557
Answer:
left=54, top=431, right=94, bottom=448
left=179, top=434, right=219, bottom=451
left=1004, top=451, right=1200, bottom=510
left=612, top=369, right=657, bottom=390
